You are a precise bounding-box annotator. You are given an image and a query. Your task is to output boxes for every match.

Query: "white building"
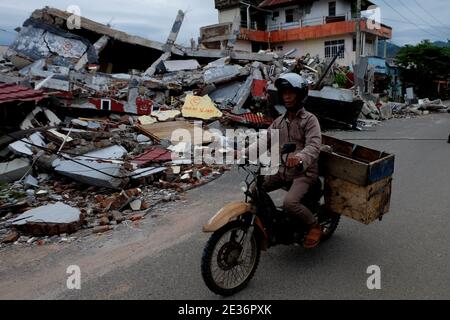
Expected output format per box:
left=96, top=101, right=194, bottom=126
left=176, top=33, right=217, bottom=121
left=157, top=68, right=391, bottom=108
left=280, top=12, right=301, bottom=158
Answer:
left=201, top=0, right=392, bottom=66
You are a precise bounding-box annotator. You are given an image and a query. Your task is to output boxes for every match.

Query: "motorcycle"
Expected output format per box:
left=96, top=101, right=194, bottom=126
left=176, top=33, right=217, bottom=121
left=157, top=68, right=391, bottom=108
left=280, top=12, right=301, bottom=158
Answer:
left=201, top=143, right=341, bottom=296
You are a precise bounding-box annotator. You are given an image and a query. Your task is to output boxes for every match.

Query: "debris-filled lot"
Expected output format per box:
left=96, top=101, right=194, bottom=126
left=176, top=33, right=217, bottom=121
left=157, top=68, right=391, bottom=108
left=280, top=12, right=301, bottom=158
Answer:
left=1, top=7, right=448, bottom=248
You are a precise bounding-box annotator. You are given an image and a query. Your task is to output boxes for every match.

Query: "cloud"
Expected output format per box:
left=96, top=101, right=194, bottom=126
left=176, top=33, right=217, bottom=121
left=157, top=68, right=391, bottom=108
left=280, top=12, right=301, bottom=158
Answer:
left=0, top=0, right=448, bottom=46
left=0, top=0, right=217, bottom=45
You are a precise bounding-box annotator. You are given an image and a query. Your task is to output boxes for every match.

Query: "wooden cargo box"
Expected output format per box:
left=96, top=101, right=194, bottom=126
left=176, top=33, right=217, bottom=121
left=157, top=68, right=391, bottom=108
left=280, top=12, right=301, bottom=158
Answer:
left=320, top=135, right=395, bottom=225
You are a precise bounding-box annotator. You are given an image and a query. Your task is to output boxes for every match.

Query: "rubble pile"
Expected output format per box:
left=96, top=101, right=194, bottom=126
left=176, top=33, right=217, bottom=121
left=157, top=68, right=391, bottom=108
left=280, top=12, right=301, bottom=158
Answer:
left=359, top=98, right=449, bottom=124
left=2, top=7, right=446, bottom=246
left=0, top=7, right=288, bottom=245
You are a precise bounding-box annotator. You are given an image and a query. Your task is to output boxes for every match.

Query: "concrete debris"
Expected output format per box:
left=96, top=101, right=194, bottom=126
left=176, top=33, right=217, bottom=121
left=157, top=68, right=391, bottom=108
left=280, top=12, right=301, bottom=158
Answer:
left=8, top=202, right=82, bottom=236
left=163, top=60, right=200, bottom=72
left=0, top=158, right=31, bottom=183
left=24, top=175, right=39, bottom=188
left=203, top=65, right=244, bottom=84
left=151, top=110, right=181, bottom=122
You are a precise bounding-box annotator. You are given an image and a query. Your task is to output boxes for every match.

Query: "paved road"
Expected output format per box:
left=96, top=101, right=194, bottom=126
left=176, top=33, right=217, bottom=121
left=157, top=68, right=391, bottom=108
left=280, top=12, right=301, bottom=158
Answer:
left=2, top=114, right=449, bottom=300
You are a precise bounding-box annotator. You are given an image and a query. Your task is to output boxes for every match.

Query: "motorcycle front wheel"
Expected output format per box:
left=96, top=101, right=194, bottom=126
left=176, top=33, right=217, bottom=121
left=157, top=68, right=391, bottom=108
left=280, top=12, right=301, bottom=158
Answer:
left=201, top=220, right=261, bottom=297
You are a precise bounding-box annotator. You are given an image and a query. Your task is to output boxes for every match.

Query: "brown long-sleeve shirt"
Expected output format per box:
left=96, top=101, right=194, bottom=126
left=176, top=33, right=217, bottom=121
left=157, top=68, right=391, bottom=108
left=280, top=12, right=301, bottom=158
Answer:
left=248, top=108, right=322, bottom=180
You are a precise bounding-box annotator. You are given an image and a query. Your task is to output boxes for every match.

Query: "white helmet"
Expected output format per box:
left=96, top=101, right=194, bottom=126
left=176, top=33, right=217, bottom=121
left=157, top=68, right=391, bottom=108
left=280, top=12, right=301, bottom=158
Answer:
left=275, top=73, right=309, bottom=101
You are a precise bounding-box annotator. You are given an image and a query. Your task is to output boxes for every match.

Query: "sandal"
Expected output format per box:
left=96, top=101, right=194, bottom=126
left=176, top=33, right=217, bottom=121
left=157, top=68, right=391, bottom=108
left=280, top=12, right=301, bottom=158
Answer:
left=303, top=224, right=322, bottom=249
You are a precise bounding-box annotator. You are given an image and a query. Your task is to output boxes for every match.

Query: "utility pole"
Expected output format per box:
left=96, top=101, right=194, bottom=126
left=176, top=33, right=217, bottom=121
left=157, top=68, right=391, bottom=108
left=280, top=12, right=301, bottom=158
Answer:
left=355, top=0, right=362, bottom=94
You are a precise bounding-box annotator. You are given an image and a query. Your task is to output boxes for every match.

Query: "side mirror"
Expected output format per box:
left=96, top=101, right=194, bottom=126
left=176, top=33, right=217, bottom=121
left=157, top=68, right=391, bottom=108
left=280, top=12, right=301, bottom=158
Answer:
left=281, top=143, right=296, bottom=155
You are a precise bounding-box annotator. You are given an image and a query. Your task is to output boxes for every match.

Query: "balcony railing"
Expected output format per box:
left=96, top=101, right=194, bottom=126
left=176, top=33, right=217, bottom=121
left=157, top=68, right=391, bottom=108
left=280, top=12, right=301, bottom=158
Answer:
left=267, top=13, right=351, bottom=32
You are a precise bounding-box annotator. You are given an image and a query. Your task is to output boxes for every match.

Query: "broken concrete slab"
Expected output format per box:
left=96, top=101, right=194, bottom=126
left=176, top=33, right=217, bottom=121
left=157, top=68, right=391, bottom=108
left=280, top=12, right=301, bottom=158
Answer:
left=138, top=115, right=158, bottom=125
left=20, top=107, right=62, bottom=130
left=209, top=82, right=242, bottom=107
left=204, top=56, right=231, bottom=69
left=0, top=158, right=31, bottom=183
left=151, top=110, right=181, bottom=122
left=163, top=60, right=200, bottom=72
left=203, top=65, right=243, bottom=84
left=78, top=145, right=128, bottom=161
left=52, top=157, right=125, bottom=189
left=8, top=202, right=82, bottom=236
left=50, top=146, right=128, bottom=188
left=75, top=35, right=109, bottom=71
left=9, top=139, right=34, bottom=157
left=232, top=75, right=253, bottom=115
left=24, top=175, right=39, bottom=188
left=309, top=86, right=354, bottom=103
left=30, top=7, right=184, bottom=57
left=6, top=21, right=94, bottom=68
left=143, top=10, right=185, bottom=76
left=131, top=167, right=167, bottom=180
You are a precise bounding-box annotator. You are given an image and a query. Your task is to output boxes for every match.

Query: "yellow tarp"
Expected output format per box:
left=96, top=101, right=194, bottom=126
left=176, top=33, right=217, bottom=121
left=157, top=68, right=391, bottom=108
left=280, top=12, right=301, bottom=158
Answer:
left=182, top=95, right=223, bottom=120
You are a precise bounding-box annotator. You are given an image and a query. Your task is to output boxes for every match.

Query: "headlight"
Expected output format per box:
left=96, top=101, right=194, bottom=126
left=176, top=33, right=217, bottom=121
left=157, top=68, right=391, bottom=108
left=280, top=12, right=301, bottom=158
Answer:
left=240, top=182, right=248, bottom=193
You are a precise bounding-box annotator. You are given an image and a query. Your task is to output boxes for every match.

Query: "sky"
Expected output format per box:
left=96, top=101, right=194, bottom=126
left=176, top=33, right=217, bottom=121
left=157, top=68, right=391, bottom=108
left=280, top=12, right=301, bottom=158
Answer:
left=0, top=0, right=449, bottom=47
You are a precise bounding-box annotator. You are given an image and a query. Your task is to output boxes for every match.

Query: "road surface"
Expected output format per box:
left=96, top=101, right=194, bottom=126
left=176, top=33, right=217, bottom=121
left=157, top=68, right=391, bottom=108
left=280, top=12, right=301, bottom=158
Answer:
left=1, top=114, right=449, bottom=300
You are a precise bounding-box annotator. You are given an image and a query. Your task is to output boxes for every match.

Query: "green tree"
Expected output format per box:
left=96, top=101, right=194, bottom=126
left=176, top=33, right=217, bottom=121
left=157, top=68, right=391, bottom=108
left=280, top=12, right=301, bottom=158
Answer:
left=395, top=40, right=450, bottom=99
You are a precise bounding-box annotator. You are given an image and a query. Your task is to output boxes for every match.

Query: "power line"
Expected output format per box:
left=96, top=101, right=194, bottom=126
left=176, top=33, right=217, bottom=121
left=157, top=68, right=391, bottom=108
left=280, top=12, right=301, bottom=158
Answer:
left=380, top=0, right=444, bottom=40
left=397, top=0, right=449, bottom=38
left=412, top=0, right=450, bottom=32
left=383, top=18, right=450, bottom=31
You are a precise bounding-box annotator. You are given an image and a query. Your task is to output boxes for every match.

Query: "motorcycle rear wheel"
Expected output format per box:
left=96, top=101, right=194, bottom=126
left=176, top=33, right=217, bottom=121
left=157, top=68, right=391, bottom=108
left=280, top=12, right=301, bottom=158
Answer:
left=201, top=220, right=261, bottom=297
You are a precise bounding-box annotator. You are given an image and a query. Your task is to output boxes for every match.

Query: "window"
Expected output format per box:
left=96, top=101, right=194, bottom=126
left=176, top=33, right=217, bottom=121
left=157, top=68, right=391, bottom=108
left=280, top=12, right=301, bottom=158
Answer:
left=272, top=11, right=279, bottom=20
left=285, top=9, right=294, bottom=23
left=101, top=99, right=111, bottom=111
left=329, top=1, right=336, bottom=17
left=270, top=45, right=283, bottom=52
left=325, top=40, right=345, bottom=58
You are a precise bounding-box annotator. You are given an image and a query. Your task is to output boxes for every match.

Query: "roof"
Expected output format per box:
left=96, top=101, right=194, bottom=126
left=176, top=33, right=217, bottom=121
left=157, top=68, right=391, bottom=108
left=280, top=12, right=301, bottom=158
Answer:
left=131, top=147, right=174, bottom=166
left=259, top=0, right=375, bottom=9
left=0, top=83, right=46, bottom=104
left=259, top=0, right=304, bottom=8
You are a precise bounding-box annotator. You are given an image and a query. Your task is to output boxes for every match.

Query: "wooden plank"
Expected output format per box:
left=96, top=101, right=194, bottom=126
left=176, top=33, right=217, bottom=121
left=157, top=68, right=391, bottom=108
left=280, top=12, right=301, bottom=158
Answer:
left=324, top=176, right=392, bottom=225
left=319, top=152, right=369, bottom=186
left=368, top=154, right=395, bottom=185
left=321, top=134, right=395, bottom=186
left=137, top=121, right=214, bottom=144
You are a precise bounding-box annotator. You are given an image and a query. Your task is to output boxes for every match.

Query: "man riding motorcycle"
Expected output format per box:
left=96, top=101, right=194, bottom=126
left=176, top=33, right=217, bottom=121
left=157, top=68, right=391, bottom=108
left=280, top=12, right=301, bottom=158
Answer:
left=240, top=73, right=323, bottom=249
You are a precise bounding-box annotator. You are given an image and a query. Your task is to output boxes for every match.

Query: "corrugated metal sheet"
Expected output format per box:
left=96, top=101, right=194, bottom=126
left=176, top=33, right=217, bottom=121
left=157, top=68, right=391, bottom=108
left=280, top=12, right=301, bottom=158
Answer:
left=0, top=83, right=46, bottom=104
left=131, top=147, right=174, bottom=166
left=226, top=112, right=273, bottom=126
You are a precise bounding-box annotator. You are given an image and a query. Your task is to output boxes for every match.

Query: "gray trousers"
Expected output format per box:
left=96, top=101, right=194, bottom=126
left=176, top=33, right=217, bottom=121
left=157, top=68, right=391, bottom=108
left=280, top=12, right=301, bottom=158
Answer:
left=262, top=173, right=317, bottom=225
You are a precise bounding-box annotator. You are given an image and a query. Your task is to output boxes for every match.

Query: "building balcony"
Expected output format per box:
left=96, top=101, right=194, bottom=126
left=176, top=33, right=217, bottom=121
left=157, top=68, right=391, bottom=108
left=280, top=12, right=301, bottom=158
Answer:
left=239, top=19, right=392, bottom=43
left=267, top=12, right=351, bottom=31
left=200, top=18, right=392, bottom=49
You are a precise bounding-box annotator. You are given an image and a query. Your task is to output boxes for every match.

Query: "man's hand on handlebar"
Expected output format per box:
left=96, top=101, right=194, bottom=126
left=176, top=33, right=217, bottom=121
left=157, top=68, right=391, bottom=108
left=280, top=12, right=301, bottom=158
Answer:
left=286, top=155, right=303, bottom=168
